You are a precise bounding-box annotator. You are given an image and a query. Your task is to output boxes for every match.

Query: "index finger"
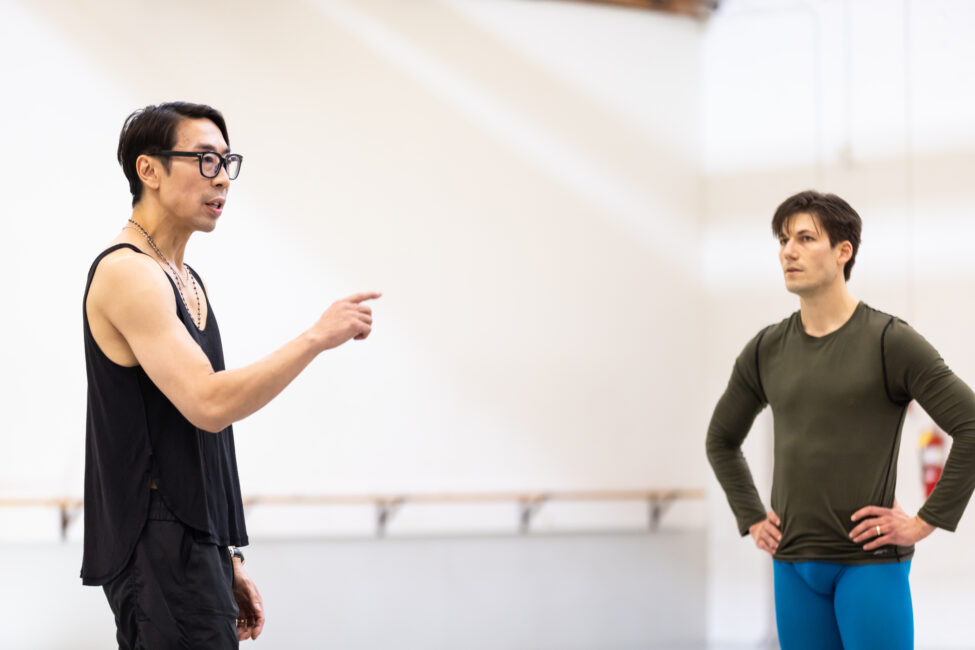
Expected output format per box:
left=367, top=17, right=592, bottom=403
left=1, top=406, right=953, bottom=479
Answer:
left=851, top=505, right=885, bottom=521
left=768, top=510, right=781, bottom=527
left=346, top=291, right=382, bottom=303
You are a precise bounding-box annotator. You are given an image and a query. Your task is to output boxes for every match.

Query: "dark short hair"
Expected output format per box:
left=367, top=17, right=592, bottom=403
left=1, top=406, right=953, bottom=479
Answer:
left=117, top=102, right=230, bottom=206
left=772, top=190, right=862, bottom=281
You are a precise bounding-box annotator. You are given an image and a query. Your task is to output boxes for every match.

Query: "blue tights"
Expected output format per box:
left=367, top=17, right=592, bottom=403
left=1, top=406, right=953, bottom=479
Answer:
left=773, top=560, right=913, bottom=650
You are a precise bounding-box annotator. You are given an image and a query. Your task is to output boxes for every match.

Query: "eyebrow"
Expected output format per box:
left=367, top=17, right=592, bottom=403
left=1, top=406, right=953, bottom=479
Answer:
left=189, top=143, right=231, bottom=154
left=779, top=223, right=821, bottom=238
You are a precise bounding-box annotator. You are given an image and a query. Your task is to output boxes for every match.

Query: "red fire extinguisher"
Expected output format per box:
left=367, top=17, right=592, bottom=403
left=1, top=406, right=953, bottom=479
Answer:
left=919, top=428, right=946, bottom=498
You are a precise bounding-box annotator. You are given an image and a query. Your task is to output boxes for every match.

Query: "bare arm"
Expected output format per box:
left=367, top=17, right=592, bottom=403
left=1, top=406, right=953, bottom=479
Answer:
left=90, top=252, right=379, bottom=432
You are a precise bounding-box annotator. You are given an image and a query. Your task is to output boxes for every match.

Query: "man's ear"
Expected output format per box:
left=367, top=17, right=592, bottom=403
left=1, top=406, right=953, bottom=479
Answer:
left=836, top=240, right=853, bottom=267
left=136, top=154, right=162, bottom=193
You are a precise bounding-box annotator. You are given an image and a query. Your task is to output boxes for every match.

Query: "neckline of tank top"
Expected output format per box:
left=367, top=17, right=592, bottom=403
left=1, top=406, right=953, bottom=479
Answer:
left=100, top=243, right=212, bottom=334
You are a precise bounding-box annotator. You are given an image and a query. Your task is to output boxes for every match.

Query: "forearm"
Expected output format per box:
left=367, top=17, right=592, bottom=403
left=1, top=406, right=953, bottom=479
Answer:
left=706, top=379, right=768, bottom=535
left=918, top=414, right=975, bottom=531
left=707, top=432, right=767, bottom=535
left=195, top=330, right=323, bottom=431
left=910, top=370, right=975, bottom=531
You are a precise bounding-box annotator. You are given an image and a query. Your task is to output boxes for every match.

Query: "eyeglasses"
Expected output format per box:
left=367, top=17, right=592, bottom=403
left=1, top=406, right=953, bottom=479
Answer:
left=154, top=150, right=243, bottom=180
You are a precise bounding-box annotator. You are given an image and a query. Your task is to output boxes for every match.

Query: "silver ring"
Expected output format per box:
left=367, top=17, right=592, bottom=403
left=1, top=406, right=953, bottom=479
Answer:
left=876, top=525, right=882, bottom=537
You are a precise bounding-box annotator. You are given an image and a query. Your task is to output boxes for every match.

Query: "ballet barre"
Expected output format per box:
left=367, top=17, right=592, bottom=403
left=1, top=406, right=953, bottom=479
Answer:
left=0, top=488, right=705, bottom=539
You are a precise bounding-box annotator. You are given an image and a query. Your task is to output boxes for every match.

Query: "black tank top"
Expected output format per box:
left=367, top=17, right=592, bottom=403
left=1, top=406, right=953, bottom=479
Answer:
left=81, top=243, right=247, bottom=586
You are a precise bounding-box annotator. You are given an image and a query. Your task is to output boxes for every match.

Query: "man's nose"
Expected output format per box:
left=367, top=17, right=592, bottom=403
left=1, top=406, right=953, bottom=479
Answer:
left=212, top=163, right=230, bottom=186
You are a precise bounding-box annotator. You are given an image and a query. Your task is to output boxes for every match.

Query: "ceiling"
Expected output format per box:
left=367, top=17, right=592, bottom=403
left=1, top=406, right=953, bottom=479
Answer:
left=557, top=0, right=720, bottom=19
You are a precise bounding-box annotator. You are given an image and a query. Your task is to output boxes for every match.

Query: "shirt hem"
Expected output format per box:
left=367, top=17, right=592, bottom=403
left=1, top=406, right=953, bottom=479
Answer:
left=771, top=548, right=915, bottom=566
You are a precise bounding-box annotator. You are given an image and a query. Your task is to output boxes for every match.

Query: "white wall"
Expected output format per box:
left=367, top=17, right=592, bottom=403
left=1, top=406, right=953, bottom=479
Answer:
left=0, top=0, right=703, bottom=502
left=4, top=0, right=975, bottom=647
left=702, top=0, right=975, bottom=647
left=0, top=0, right=709, bottom=648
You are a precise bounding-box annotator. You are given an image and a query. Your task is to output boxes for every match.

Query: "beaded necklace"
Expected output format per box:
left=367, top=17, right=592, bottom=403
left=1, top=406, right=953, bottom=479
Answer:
left=126, top=219, right=203, bottom=329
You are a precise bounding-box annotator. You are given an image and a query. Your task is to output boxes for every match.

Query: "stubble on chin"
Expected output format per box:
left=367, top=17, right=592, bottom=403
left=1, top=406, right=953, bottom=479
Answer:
left=783, top=277, right=805, bottom=296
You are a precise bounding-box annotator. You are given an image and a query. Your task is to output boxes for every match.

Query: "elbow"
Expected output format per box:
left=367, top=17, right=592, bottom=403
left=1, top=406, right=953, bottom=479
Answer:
left=705, top=430, right=719, bottom=456
left=196, top=418, right=229, bottom=435
left=166, top=372, right=234, bottom=433
left=705, top=429, right=736, bottom=462
left=187, top=400, right=232, bottom=434
left=705, top=442, right=717, bottom=467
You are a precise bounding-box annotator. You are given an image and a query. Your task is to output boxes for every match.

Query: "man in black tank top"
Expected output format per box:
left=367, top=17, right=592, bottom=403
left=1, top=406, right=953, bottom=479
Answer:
left=83, top=102, right=380, bottom=648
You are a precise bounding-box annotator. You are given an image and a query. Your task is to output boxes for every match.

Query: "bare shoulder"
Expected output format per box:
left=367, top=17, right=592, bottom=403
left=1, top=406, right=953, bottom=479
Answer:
left=86, top=245, right=179, bottom=366
left=88, top=247, right=173, bottom=319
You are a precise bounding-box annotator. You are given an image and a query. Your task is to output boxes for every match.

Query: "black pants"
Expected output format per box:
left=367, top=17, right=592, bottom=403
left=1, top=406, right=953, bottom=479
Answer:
left=103, top=491, right=239, bottom=649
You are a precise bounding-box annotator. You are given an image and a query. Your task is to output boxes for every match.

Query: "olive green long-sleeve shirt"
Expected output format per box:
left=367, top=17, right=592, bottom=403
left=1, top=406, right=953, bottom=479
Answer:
left=706, top=302, right=975, bottom=564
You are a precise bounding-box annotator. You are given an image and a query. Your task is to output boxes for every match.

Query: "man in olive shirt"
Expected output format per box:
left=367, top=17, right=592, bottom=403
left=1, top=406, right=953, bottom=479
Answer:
left=706, top=190, right=975, bottom=649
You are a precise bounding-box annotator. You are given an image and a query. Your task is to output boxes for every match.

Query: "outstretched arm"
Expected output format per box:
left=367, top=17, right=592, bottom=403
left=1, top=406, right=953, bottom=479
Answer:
left=88, top=251, right=380, bottom=432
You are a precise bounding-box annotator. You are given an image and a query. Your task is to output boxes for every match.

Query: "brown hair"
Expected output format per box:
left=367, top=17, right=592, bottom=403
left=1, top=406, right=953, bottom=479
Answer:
left=772, top=190, right=862, bottom=281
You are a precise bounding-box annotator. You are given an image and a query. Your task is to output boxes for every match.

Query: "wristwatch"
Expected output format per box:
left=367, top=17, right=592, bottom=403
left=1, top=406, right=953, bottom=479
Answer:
left=229, top=546, right=245, bottom=564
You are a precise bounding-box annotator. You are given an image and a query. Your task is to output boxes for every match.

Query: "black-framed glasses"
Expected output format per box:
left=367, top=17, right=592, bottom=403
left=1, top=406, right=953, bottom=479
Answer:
left=154, top=150, right=243, bottom=180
